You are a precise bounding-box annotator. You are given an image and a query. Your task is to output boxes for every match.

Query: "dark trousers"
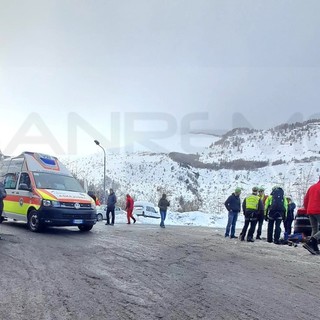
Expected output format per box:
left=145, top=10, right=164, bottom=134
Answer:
left=241, top=211, right=258, bottom=240
left=267, top=219, right=282, bottom=243
left=0, top=200, right=3, bottom=228
left=0, top=200, right=3, bottom=220
left=256, top=213, right=264, bottom=238
left=283, top=218, right=293, bottom=236
left=106, top=206, right=115, bottom=224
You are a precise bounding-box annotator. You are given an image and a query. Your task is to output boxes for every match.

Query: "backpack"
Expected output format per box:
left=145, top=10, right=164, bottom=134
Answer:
left=270, top=188, right=285, bottom=212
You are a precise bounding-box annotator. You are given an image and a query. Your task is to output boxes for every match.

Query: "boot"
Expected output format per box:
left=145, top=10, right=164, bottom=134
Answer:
left=303, top=237, right=320, bottom=255
left=310, top=237, right=319, bottom=253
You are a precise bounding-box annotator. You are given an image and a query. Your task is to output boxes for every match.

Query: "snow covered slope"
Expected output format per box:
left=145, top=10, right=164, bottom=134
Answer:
left=62, top=119, right=320, bottom=215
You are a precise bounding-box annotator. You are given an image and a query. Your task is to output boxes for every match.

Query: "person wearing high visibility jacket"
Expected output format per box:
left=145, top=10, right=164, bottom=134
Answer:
left=264, top=187, right=288, bottom=244
left=255, top=187, right=268, bottom=240
left=240, top=187, right=264, bottom=242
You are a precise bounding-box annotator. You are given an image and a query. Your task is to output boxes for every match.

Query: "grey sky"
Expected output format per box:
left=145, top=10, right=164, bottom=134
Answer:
left=1, top=0, right=320, bottom=155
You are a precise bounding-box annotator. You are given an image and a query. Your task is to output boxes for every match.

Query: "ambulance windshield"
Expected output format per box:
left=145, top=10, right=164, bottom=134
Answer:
left=32, top=172, right=84, bottom=192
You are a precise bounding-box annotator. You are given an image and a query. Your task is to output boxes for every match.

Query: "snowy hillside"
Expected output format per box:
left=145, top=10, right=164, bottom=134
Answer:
left=200, top=120, right=320, bottom=164
left=62, top=119, right=320, bottom=215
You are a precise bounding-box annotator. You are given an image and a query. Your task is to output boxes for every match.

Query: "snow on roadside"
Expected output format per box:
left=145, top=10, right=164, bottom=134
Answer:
left=100, top=210, right=246, bottom=229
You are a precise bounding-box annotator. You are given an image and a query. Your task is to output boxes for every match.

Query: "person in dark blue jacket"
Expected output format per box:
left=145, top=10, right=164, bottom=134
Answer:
left=224, top=188, right=241, bottom=238
left=105, top=188, right=117, bottom=225
left=283, top=196, right=296, bottom=238
left=0, top=181, right=7, bottom=240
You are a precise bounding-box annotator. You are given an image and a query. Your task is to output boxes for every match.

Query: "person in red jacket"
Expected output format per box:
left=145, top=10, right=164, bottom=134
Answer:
left=126, top=194, right=136, bottom=224
left=303, top=178, right=320, bottom=254
left=95, top=197, right=101, bottom=206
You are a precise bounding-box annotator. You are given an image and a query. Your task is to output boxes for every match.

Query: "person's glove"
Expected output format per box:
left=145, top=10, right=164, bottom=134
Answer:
left=264, top=215, right=268, bottom=222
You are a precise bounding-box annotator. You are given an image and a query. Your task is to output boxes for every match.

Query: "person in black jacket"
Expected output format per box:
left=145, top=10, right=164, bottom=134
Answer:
left=224, top=188, right=241, bottom=238
left=158, top=193, right=170, bottom=228
left=0, top=181, right=7, bottom=240
left=105, top=188, right=117, bottom=225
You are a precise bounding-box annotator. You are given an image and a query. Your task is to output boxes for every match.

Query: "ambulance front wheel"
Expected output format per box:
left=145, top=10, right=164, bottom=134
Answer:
left=28, top=210, right=43, bottom=232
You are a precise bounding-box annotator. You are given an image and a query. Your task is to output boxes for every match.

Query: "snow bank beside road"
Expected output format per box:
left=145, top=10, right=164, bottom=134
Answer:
left=100, top=209, right=240, bottom=229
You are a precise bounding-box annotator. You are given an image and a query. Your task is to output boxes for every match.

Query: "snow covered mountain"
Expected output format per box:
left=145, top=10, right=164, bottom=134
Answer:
left=62, top=119, right=320, bottom=215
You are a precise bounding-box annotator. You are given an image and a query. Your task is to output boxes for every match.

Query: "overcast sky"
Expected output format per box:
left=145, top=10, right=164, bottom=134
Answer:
left=1, top=0, right=320, bottom=156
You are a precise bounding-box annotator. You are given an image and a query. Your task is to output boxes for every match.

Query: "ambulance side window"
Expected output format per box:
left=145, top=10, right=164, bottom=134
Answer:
left=18, top=173, right=31, bottom=189
left=4, top=173, right=18, bottom=189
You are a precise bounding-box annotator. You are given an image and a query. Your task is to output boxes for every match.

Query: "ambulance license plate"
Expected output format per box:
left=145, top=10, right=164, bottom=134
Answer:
left=73, top=219, right=83, bottom=224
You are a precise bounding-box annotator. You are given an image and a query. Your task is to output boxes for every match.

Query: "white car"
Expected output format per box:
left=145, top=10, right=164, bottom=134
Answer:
left=133, top=201, right=160, bottom=218
left=96, top=205, right=126, bottom=221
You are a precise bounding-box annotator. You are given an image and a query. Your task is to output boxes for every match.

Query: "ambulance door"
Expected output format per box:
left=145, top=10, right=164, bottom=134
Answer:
left=3, top=172, right=19, bottom=214
left=16, top=172, right=34, bottom=216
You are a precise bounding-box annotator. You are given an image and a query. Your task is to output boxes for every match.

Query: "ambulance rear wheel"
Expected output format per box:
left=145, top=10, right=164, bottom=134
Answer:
left=28, top=210, right=43, bottom=232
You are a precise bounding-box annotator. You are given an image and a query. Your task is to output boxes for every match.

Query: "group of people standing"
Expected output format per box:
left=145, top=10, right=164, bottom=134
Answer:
left=98, top=189, right=170, bottom=228
left=101, top=188, right=136, bottom=225
left=224, top=185, right=296, bottom=244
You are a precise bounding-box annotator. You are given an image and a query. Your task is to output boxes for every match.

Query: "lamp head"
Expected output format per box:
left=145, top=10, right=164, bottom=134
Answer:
left=94, top=140, right=100, bottom=146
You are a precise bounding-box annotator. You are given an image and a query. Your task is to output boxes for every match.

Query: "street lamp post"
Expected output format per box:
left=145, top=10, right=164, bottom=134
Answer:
left=94, top=140, right=106, bottom=204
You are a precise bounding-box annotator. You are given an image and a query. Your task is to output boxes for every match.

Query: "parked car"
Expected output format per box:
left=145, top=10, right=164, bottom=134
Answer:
left=96, top=205, right=126, bottom=221
left=293, top=208, right=320, bottom=236
left=133, top=201, right=160, bottom=218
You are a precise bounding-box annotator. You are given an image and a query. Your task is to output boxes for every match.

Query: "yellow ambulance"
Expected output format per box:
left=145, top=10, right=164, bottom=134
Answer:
left=0, top=152, right=97, bottom=232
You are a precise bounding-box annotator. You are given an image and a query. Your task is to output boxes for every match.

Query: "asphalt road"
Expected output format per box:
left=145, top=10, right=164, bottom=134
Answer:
left=1, top=221, right=320, bottom=320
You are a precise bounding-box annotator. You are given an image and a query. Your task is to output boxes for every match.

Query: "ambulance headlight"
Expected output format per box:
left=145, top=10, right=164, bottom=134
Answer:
left=42, top=200, right=61, bottom=207
left=43, top=200, right=52, bottom=207
left=91, top=202, right=96, bottom=209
